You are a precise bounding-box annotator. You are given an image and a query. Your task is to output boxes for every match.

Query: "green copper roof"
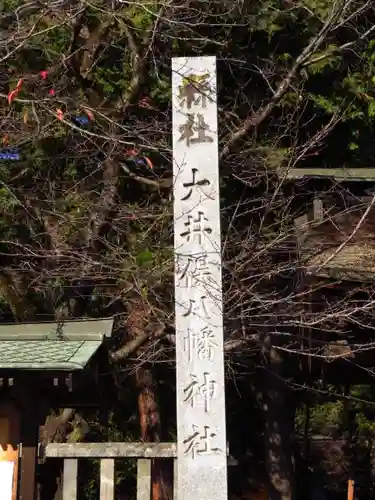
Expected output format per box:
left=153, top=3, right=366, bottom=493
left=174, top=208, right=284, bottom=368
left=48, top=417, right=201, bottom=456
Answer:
left=0, top=318, right=114, bottom=371
left=277, top=167, right=375, bottom=182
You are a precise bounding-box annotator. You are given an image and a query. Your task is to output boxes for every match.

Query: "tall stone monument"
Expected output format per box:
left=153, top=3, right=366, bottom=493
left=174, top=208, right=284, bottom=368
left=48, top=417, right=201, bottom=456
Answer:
left=172, top=56, right=228, bottom=500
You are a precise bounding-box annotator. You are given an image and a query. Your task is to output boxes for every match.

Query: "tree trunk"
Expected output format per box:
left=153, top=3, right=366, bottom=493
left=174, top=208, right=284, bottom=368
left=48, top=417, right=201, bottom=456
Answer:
left=259, top=338, right=296, bottom=500
left=39, top=409, right=89, bottom=500
left=0, top=272, right=37, bottom=320
left=127, top=300, right=172, bottom=500
left=136, top=366, right=168, bottom=500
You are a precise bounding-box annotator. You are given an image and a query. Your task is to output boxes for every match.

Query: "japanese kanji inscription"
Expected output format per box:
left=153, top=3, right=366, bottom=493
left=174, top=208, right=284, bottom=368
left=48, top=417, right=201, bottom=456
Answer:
left=172, top=56, right=227, bottom=500
left=176, top=254, right=213, bottom=288
left=179, top=113, right=214, bottom=146
left=180, top=211, right=212, bottom=244
left=178, top=73, right=211, bottom=109
left=181, top=168, right=210, bottom=201
left=183, top=373, right=217, bottom=413
left=183, top=425, right=223, bottom=459
left=183, top=327, right=219, bottom=362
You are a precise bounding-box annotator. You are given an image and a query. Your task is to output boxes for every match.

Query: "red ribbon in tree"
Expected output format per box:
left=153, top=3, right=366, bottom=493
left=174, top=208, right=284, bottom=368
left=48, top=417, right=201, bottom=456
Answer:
left=84, top=109, right=94, bottom=121
left=56, top=108, right=64, bottom=121
left=7, top=79, right=24, bottom=105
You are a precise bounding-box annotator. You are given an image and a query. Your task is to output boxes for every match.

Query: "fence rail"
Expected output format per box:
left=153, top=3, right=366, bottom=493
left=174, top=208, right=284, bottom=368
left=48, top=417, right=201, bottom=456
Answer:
left=41, top=442, right=177, bottom=500
left=43, top=442, right=177, bottom=458
left=40, top=442, right=236, bottom=500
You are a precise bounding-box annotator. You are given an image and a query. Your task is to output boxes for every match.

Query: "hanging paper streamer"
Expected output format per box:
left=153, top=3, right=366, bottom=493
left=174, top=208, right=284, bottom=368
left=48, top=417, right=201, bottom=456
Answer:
left=125, top=148, right=153, bottom=169
left=0, top=148, right=20, bottom=160
left=7, top=79, right=24, bottom=105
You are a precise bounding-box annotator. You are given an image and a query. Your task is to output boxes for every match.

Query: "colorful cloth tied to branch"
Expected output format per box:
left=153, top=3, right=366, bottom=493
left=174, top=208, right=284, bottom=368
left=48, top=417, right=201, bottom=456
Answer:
left=125, top=148, right=153, bottom=169
left=7, top=79, right=24, bottom=105
left=0, top=149, right=20, bottom=160
left=72, top=116, right=90, bottom=126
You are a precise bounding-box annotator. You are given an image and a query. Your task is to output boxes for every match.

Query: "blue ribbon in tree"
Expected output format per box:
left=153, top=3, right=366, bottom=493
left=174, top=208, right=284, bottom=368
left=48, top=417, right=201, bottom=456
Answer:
left=72, top=116, right=90, bottom=126
left=0, top=148, right=20, bottom=160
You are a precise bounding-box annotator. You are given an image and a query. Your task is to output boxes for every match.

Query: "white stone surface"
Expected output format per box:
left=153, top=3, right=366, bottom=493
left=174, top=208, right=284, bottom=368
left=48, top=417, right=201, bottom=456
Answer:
left=172, top=56, right=228, bottom=500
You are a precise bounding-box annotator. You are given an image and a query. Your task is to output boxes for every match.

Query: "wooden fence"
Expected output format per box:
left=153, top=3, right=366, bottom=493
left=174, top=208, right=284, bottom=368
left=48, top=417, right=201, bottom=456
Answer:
left=41, top=442, right=236, bottom=500
left=41, top=442, right=177, bottom=500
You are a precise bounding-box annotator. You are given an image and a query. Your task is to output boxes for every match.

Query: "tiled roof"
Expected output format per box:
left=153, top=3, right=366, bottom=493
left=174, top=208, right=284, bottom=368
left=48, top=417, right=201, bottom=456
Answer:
left=0, top=318, right=114, bottom=370
left=277, top=167, right=375, bottom=181
left=306, top=243, right=375, bottom=282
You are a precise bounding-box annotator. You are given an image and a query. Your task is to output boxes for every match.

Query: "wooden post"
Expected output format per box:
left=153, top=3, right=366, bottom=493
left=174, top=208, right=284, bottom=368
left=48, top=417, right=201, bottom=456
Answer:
left=18, top=390, right=40, bottom=500
left=0, top=401, right=20, bottom=500
left=347, top=479, right=354, bottom=500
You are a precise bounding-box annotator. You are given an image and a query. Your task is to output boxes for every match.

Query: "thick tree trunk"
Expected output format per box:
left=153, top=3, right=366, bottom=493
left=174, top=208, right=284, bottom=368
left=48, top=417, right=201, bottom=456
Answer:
left=39, top=409, right=89, bottom=500
left=0, top=272, right=37, bottom=320
left=127, top=300, right=172, bottom=500
left=39, top=409, right=74, bottom=500
left=259, top=338, right=296, bottom=500
left=136, top=366, right=169, bottom=500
